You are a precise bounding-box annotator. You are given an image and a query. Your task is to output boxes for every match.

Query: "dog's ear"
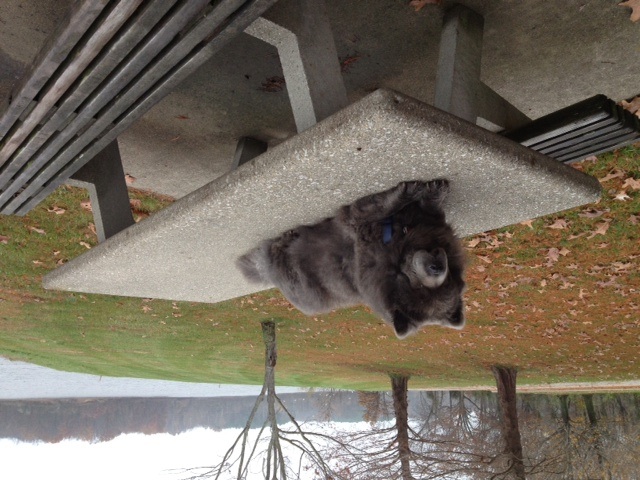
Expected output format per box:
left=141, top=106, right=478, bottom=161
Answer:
left=393, top=310, right=414, bottom=339
left=448, top=300, right=465, bottom=329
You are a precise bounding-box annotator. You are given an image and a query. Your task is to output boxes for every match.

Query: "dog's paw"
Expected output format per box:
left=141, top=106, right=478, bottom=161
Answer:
left=423, top=178, right=450, bottom=203
left=398, top=180, right=428, bottom=200
left=426, top=178, right=449, bottom=193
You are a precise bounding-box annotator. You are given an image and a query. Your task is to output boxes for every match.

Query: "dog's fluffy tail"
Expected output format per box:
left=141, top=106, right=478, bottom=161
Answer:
left=236, top=244, right=271, bottom=285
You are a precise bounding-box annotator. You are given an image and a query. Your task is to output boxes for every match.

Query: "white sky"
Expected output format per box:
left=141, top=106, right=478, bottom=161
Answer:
left=1, top=428, right=265, bottom=480
left=0, top=422, right=373, bottom=480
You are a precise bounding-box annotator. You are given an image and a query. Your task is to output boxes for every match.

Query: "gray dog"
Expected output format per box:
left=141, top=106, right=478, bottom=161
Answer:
left=236, top=179, right=466, bottom=338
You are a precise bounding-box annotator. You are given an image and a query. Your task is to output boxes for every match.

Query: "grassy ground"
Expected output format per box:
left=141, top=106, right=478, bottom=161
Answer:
left=0, top=149, right=639, bottom=391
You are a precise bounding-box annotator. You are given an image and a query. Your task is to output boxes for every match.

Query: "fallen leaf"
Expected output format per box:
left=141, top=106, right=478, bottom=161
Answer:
left=53, top=250, right=60, bottom=256
left=567, top=232, right=586, bottom=240
left=477, top=255, right=492, bottom=264
left=130, top=199, right=143, bottom=210
left=597, top=276, right=620, bottom=288
left=579, top=208, right=607, bottom=218
left=620, top=96, right=640, bottom=114
left=546, top=248, right=560, bottom=264
left=125, top=174, right=136, bottom=185
left=559, top=247, right=570, bottom=256
left=619, top=0, right=640, bottom=21
left=520, top=219, right=534, bottom=229
left=80, top=201, right=92, bottom=212
left=409, top=0, right=441, bottom=11
left=32, top=260, right=43, bottom=266
left=340, top=54, right=360, bottom=73
left=630, top=214, right=639, bottom=225
left=547, top=218, right=568, bottom=229
left=142, top=305, right=153, bottom=313
left=79, top=241, right=91, bottom=249
left=467, top=237, right=482, bottom=248
left=28, top=226, right=46, bottom=235
left=622, top=177, right=640, bottom=190
left=47, top=206, right=66, bottom=215
left=0, top=235, right=8, bottom=244
left=587, top=221, right=610, bottom=239
left=614, top=190, right=631, bottom=201
left=599, top=169, right=625, bottom=183
left=259, top=76, right=285, bottom=92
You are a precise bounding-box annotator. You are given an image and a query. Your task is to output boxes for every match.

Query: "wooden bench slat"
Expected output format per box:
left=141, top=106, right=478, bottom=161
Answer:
left=0, top=0, right=205, bottom=209
left=0, top=0, right=109, bottom=142
left=0, top=1, right=141, bottom=171
left=0, top=1, right=180, bottom=191
left=1, top=0, right=279, bottom=215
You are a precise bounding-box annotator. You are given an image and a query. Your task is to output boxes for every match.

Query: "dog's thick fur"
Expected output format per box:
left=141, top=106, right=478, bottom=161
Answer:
left=236, top=179, right=466, bottom=338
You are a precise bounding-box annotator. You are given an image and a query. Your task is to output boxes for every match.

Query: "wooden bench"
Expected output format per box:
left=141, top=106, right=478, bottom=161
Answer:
left=0, top=0, right=278, bottom=238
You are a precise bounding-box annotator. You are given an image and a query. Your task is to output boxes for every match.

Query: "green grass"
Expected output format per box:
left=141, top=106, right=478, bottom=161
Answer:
left=1, top=148, right=639, bottom=391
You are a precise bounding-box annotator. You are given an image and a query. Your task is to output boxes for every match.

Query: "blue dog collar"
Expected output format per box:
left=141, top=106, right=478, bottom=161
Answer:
left=382, top=217, right=394, bottom=244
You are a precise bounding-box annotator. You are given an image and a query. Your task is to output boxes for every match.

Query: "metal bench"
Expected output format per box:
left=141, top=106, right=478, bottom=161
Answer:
left=0, top=0, right=278, bottom=240
left=503, top=94, right=640, bottom=163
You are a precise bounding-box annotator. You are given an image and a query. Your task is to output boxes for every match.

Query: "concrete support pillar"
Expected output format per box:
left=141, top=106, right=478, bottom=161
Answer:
left=231, top=137, right=268, bottom=169
left=69, top=140, right=134, bottom=242
left=246, top=0, right=348, bottom=133
left=434, top=4, right=530, bottom=130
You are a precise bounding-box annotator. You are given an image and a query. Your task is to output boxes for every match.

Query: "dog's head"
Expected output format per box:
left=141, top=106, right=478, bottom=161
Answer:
left=392, top=231, right=466, bottom=339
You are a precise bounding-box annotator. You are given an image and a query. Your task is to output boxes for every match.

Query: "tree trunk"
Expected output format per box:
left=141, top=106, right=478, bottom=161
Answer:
left=492, top=366, right=526, bottom=479
left=391, top=375, right=415, bottom=480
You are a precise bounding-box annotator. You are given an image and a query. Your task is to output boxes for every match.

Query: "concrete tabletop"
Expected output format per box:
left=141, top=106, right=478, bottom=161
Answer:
left=43, top=89, right=601, bottom=304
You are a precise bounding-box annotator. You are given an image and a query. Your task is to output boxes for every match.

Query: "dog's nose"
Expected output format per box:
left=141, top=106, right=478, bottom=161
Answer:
left=426, top=262, right=445, bottom=276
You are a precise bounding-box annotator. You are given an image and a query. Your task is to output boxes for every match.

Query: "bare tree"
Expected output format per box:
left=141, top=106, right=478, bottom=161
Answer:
left=181, top=320, right=339, bottom=480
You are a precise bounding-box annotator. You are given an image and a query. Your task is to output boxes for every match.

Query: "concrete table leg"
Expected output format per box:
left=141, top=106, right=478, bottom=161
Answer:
left=434, top=4, right=530, bottom=130
left=231, top=137, right=268, bottom=169
left=246, top=0, right=348, bottom=133
left=68, top=140, right=134, bottom=243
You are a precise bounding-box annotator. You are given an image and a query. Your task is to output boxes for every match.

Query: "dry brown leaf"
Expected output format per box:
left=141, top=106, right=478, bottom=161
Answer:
left=467, top=237, right=482, bottom=248
left=630, top=214, right=639, bottom=225
left=28, top=226, right=46, bottom=235
left=614, top=190, right=631, bottom=201
left=477, top=255, right=492, bottom=264
left=125, top=174, right=136, bottom=185
left=409, top=0, right=441, bottom=11
left=79, top=241, right=92, bottom=249
left=547, top=219, right=568, bottom=230
left=0, top=235, right=8, bottom=244
left=546, top=248, right=560, bottom=264
left=587, top=221, right=610, bottom=239
left=520, top=219, right=534, bottom=229
left=130, top=199, right=143, bottom=210
left=620, top=96, right=640, bottom=115
left=579, top=208, right=607, bottom=218
left=80, top=200, right=92, bottom=212
left=47, top=206, right=66, bottom=215
left=622, top=177, right=640, bottom=190
left=599, top=169, right=625, bottom=183
left=559, top=247, right=570, bottom=256
left=567, top=232, right=586, bottom=240
left=619, top=0, right=640, bottom=21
